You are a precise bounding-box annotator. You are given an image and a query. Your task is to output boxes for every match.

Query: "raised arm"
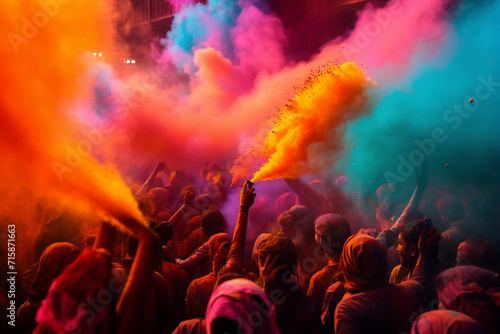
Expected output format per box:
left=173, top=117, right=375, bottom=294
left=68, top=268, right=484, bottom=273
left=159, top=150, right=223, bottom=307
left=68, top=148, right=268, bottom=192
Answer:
left=136, top=161, right=167, bottom=199
left=219, top=181, right=256, bottom=275
left=115, top=216, right=160, bottom=334
left=393, top=161, right=428, bottom=230
left=376, top=161, right=428, bottom=248
left=284, top=178, right=326, bottom=214
left=168, top=191, right=197, bottom=241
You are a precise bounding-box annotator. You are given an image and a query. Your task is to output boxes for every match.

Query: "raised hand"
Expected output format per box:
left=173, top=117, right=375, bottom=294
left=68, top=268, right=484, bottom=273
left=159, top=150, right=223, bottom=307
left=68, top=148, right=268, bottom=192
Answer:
left=240, top=182, right=256, bottom=211
left=183, top=191, right=195, bottom=206
left=153, top=161, right=167, bottom=175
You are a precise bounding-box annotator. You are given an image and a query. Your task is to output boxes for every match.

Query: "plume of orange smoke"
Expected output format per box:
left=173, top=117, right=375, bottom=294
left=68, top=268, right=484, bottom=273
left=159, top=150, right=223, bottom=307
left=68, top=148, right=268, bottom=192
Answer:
left=0, top=1, right=144, bottom=236
left=248, top=62, right=372, bottom=182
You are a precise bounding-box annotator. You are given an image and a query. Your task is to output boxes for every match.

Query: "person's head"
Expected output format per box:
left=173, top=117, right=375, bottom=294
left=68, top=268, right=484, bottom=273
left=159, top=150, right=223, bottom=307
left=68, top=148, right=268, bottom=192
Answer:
left=278, top=205, right=315, bottom=241
left=436, top=196, right=465, bottom=225
left=397, top=220, right=422, bottom=268
left=146, top=187, right=170, bottom=217
left=36, top=248, right=112, bottom=333
left=314, top=214, right=351, bottom=259
left=255, top=232, right=298, bottom=281
left=435, top=266, right=500, bottom=333
left=411, top=310, right=486, bottom=334
left=169, top=169, right=187, bottom=190
left=201, top=207, right=226, bottom=236
left=176, top=185, right=199, bottom=206
left=206, top=279, right=279, bottom=334
left=153, top=221, right=174, bottom=245
left=456, top=237, right=497, bottom=271
left=340, top=234, right=387, bottom=292
left=208, top=233, right=232, bottom=273
left=193, top=194, right=214, bottom=212
left=28, top=242, right=80, bottom=304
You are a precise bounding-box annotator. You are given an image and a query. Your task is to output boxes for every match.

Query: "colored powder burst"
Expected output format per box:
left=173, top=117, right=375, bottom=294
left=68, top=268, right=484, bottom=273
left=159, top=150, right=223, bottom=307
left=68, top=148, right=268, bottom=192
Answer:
left=251, top=62, right=371, bottom=182
left=339, top=0, right=500, bottom=192
left=0, top=1, right=145, bottom=234
left=163, top=0, right=243, bottom=72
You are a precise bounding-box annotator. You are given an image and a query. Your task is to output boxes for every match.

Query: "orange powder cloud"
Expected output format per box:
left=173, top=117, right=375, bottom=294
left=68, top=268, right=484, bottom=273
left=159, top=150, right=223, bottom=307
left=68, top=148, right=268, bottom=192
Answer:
left=0, top=1, right=144, bottom=236
left=249, top=62, right=372, bottom=182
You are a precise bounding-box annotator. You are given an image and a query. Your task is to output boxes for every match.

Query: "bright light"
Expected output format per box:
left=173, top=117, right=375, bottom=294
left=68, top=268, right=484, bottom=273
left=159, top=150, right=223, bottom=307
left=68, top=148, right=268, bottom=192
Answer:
left=98, top=53, right=102, bottom=57
left=126, top=60, right=131, bottom=64
left=93, top=52, right=97, bottom=56
left=131, top=60, right=136, bottom=64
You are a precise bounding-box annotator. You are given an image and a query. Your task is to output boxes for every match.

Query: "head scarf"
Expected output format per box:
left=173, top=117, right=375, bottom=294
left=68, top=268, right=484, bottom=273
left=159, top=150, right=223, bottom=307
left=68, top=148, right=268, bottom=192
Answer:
left=206, top=278, right=281, bottom=334
left=28, top=242, right=80, bottom=305
left=339, top=234, right=388, bottom=292
left=411, top=310, right=485, bottom=334
left=36, top=248, right=112, bottom=334
left=314, top=214, right=351, bottom=254
left=436, top=265, right=500, bottom=309
left=195, top=194, right=214, bottom=211
left=436, top=266, right=500, bottom=333
left=146, top=187, right=170, bottom=216
left=208, top=233, right=232, bottom=260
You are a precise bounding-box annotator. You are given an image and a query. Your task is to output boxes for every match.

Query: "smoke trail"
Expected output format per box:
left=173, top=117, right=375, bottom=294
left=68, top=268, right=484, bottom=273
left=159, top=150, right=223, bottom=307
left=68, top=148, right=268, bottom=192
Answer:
left=1, top=1, right=145, bottom=236
left=250, top=62, right=372, bottom=182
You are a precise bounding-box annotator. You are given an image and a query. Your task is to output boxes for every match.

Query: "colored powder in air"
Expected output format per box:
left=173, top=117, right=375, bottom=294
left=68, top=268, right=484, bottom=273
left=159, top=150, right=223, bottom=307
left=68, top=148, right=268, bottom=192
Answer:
left=251, top=62, right=371, bottom=182
left=0, top=1, right=145, bottom=235
left=339, top=0, right=500, bottom=192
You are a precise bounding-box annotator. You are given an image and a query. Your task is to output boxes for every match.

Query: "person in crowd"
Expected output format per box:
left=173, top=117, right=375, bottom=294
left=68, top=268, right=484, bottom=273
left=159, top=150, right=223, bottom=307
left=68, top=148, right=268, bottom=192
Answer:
left=436, top=196, right=470, bottom=265
left=169, top=205, right=227, bottom=260
left=456, top=237, right=498, bottom=272
left=176, top=181, right=256, bottom=329
left=17, top=242, right=80, bottom=334
left=278, top=205, right=327, bottom=292
left=14, top=159, right=500, bottom=334
left=435, top=265, right=500, bottom=334
left=184, top=233, right=232, bottom=318
left=115, top=234, right=177, bottom=333
left=255, top=232, right=322, bottom=334
left=205, top=278, right=281, bottom=334
left=307, top=214, right=351, bottom=310
left=411, top=310, right=486, bottom=334
left=334, top=224, right=440, bottom=334
left=33, top=217, right=160, bottom=334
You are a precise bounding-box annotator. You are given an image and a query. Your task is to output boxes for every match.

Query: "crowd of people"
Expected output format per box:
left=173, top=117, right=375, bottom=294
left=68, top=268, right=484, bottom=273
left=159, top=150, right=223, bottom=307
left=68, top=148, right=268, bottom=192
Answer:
left=6, top=160, right=500, bottom=333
